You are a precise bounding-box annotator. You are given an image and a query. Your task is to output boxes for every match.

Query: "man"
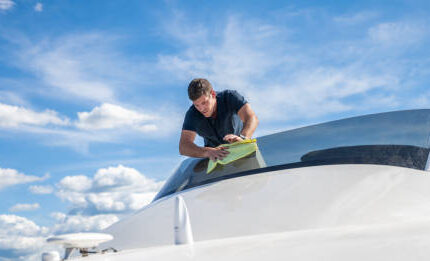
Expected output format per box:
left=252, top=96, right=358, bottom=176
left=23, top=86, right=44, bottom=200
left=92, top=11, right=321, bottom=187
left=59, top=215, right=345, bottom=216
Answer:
left=179, top=78, right=259, bottom=162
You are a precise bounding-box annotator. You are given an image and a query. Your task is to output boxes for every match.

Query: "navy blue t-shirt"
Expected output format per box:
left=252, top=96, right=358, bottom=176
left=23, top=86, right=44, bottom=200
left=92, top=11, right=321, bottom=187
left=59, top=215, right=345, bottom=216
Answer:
left=182, top=90, right=247, bottom=147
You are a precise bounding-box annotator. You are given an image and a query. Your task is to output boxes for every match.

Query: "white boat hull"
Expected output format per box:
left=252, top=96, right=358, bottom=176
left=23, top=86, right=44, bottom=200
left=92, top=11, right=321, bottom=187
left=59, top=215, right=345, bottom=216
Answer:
left=96, top=164, right=430, bottom=259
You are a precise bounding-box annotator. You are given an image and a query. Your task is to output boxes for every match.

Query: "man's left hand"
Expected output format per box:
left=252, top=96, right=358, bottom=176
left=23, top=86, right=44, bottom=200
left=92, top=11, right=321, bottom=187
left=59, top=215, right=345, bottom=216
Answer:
left=223, top=134, right=243, bottom=143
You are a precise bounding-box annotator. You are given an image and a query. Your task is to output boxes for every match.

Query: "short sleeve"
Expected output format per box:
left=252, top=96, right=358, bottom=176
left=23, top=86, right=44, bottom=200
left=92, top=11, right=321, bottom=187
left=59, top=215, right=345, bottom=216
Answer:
left=226, top=90, right=247, bottom=112
left=182, top=107, right=197, bottom=132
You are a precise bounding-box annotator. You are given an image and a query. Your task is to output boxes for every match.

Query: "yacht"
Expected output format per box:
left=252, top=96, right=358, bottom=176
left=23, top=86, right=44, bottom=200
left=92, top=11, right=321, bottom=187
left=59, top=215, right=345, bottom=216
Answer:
left=43, top=109, right=430, bottom=260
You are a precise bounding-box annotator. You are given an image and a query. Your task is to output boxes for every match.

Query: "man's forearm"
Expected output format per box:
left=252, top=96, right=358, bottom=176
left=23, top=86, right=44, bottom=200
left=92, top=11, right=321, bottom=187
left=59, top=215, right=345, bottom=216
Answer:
left=241, top=115, right=259, bottom=138
left=179, top=141, right=208, bottom=158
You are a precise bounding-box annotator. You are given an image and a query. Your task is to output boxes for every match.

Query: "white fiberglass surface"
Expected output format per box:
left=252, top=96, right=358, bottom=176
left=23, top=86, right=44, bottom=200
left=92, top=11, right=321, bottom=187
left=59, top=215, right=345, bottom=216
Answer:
left=103, top=164, right=430, bottom=252
left=81, top=217, right=430, bottom=261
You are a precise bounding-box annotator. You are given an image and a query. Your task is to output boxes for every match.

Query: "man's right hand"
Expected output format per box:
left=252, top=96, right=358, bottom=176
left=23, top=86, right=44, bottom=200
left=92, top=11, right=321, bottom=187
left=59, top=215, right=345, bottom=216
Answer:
left=205, top=147, right=229, bottom=162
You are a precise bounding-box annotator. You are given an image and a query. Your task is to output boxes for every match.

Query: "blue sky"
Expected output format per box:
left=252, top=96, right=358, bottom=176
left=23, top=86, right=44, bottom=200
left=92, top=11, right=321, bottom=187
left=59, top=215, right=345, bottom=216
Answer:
left=0, top=0, right=429, bottom=259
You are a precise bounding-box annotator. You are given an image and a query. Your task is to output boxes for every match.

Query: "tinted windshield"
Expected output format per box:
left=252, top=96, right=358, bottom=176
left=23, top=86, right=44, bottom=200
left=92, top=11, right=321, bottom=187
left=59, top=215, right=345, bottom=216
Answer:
left=154, top=109, right=430, bottom=201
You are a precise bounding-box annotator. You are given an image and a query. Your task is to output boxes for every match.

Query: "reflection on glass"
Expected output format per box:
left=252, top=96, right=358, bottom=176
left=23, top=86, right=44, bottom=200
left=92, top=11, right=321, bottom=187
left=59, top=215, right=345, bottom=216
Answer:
left=258, top=109, right=430, bottom=166
left=154, top=109, right=430, bottom=201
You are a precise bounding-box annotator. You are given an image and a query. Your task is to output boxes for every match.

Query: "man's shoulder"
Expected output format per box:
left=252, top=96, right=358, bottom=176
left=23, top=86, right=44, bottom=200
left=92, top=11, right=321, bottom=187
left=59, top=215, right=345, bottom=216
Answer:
left=218, top=89, right=247, bottom=107
left=217, top=89, right=237, bottom=97
left=183, top=105, right=204, bottom=131
left=185, top=104, right=199, bottom=117
left=184, top=105, right=206, bottom=122
left=217, top=89, right=244, bottom=101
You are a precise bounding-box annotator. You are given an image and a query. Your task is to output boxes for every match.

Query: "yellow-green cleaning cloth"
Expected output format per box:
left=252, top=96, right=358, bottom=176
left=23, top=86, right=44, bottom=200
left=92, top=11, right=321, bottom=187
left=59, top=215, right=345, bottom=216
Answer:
left=207, top=139, right=258, bottom=174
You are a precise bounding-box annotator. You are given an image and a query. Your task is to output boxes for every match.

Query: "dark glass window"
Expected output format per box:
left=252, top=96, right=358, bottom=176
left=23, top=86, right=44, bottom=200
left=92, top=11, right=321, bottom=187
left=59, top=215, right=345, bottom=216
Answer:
left=154, top=110, right=430, bottom=202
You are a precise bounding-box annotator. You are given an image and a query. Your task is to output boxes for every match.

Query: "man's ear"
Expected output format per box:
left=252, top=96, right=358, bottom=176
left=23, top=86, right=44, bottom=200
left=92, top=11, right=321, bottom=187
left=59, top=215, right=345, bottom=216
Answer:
left=211, top=89, right=216, bottom=97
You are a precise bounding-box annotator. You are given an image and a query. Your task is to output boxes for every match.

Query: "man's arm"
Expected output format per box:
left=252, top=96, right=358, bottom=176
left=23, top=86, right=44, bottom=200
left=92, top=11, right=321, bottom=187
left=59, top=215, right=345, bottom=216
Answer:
left=238, top=103, right=259, bottom=138
left=179, top=130, right=229, bottom=161
left=224, top=103, right=259, bottom=143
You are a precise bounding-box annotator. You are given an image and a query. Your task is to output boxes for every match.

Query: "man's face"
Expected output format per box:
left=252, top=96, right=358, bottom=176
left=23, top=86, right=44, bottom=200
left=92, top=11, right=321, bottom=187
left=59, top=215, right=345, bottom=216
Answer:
left=193, top=91, right=216, bottom=118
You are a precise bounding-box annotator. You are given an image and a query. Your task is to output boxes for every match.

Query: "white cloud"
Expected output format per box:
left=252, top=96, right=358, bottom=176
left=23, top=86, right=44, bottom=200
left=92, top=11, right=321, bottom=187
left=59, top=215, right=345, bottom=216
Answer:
left=2, top=124, right=118, bottom=156
left=157, top=15, right=403, bottom=125
left=2, top=11, right=428, bottom=148
left=0, top=213, right=118, bottom=260
left=93, top=165, right=154, bottom=189
left=76, top=103, right=158, bottom=132
left=0, top=103, right=69, bottom=128
left=0, top=215, right=48, bottom=237
left=51, top=213, right=119, bottom=234
left=86, top=193, right=126, bottom=212
left=19, top=34, right=119, bottom=102
left=0, top=101, right=179, bottom=152
left=56, top=165, right=164, bottom=214
left=0, top=236, right=46, bottom=253
left=34, top=2, right=42, bottom=12
left=9, top=203, right=40, bottom=212
left=248, top=67, right=396, bottom=121
left=158, top=17, right=276, bottom=83
left=50, top=212, right=66, bottom=221
left=55, top=191, right=88, bottom=210
left=29, top=185, right=53, bottom=194
left=368, top=22, right=427, bottom=46
left=0, top=32, right=183, bottom=151
left=0, top=167, right=49, bottom=190
left=0, top=215, right=59, bottom=261
left=58, top=175, right=92, bottom=192
left=8, top=32, right=173, bottom=104
left=0, top=0, right=14, bottom=11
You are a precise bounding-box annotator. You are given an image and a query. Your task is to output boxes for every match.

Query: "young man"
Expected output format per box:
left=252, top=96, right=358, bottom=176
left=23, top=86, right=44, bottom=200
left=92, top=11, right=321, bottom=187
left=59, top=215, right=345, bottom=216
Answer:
left=179, top=78, right=259, bottom=162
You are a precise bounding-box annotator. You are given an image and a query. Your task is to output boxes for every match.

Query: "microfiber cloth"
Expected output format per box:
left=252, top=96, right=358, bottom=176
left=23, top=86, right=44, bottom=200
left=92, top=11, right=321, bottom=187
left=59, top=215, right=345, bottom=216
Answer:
left=207, top=139, right=258, bottom=174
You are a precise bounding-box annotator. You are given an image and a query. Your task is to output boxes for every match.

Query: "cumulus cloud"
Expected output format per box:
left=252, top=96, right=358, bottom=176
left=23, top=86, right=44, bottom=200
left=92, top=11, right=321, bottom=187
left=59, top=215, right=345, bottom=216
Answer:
left=34, top=2, right=42, bottom=12
left=0, top=237, right=47, bottom=259
left=51, top=212, right=119, bottom=234
left=0, top=100, right=178, bottom=153
left=0, top=167, right=49, bottom=190
left=0, top=102, right=178, bottom=152
left=0, top=215, right=48, bottom=237
left=93, top=165, right=156, bottom=189
left=76, top=103, right=158, bottom=132
left=9, top=203, right=40, bottom=212
left=0, top=215, right=60, bottom=261
left=0, top=215, right=48, bottom=256
left=0, top=213, right=118, bottom=260
left=0, top=213, right=117, bottom=260
left=0, top=0, right=14, bottom=11
left=58, top=175, right=92, bottom=192
left=0, top=103, right=69, bottom=128
left=56, top=165, right=164, bottom=215
left=29, top=185, right=53, bottom=194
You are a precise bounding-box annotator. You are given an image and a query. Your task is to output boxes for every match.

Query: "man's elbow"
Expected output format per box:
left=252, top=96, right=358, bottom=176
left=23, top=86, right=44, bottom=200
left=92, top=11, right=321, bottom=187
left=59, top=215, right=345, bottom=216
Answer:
left=250, top=114, right=259, bottom=127
left=179, top=144, right=186, bottom=156
left=179, top=141, right=192, bottom=156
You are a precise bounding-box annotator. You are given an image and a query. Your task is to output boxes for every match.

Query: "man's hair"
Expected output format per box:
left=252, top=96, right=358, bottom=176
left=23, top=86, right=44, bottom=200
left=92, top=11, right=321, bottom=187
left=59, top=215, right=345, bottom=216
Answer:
left=188, top=78, right=213, bottom=101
